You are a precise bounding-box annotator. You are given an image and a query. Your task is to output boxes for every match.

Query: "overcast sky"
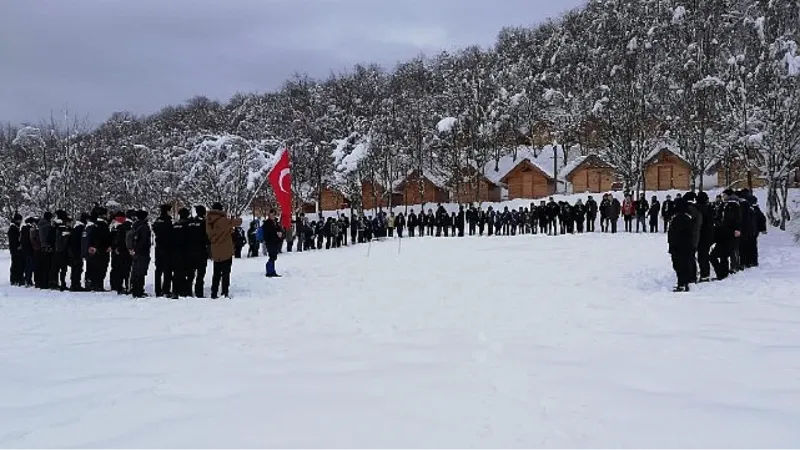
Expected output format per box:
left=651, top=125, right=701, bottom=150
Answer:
left=1, top=0, right=584, bottom=125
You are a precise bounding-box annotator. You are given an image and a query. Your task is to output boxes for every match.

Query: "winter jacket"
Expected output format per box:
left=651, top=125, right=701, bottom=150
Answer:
left=586, top=199, right=598, bottom=219
left=668, top=211, right=694, bottom=255
left=717, top=197, right=742, bottom=243
left=754, top=205, right=767, bottom=233
left=188, top=216, right=210, bottom=260
left=38, top=218, right=55, bottom=251
left=152, top=214, right=173, bottom=252
left=29, top=224, right=41, bottom=252
left=573, top=204, right=586, bottom=220
left=635, top=199, right=649, bottom=217
left=69, top=222, right=84, bottom=259
left=113, top=219, right=133, bottom=253
left=599, top=199, right=611, bottom=218
left=20, top=224, right=33, bottom=254
left=172, top=218, right=190, bottom=258
left=621, top=199, right=635, bottom=217
left=89, top=218, right=112, bottom=253
left=205, top=209, right=243, bottom=262
left=661, top=200, right=674, bottom=220
left=387, top=216, right=395, bottom=228
left=260, top=217, right=282, bottom=255
left=648, top=201, right=661, bottom=222
left=127, top=219, right=152, bottom=257
left=686, top=203, right=702, bottom=249
left=696, top=203, right=715, bottom=248
left=609, top=199, right=622, bottom=219
left=80, top=222, right=94, bottom=258
left=7, top=223, right=21, bottom=253
left=54, top=219, right=72, bottom=253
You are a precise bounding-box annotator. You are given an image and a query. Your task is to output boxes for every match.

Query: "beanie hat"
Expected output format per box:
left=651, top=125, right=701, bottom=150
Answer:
left=12, top=213, right=22, bottom=222
left=196, top=205, right=208, bottom=216
left=136, top=210, right=149, bottom=221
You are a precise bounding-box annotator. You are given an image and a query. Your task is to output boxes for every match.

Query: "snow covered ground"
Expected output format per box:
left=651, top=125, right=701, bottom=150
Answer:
left=1, top=226, right=800, bottom=447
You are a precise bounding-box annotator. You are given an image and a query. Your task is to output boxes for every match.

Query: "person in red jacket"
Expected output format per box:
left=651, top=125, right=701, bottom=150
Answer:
left=622, top=194, right=636, bottom=232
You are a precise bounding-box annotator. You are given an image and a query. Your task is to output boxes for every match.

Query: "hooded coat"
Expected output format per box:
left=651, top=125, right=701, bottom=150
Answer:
left=205, top=209, right=243, bottom=262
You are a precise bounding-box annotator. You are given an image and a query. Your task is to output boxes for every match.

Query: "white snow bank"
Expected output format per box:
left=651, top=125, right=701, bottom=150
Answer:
left=436, top=117, right=458, bottom=133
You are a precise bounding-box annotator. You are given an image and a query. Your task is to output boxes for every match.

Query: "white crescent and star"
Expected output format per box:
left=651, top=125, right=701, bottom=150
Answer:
left=278, top=168, right=290, bottom=194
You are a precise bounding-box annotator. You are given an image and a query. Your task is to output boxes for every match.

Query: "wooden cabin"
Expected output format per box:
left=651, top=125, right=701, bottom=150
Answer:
left=707, top=158, right=767, bottom=190
left=643, top=148, right=691, bottom=191
left=361, top=181, right=403, bottom=211
left=452, top=168, right=502, bottom=204
left=499, top=159, right=556, bottom=200
left=397, top=170, right=450, bottom=205
left=561, top=154, right=616, bottom=193
left=319, top=187, right=350, bottom=211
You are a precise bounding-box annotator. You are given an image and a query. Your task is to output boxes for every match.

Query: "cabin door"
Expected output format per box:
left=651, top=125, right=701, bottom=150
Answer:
left=522, top=171, right=534, bottom=198
left=658, top=165, right=673, bottom=190
left=588, top=170, right=602, bottom=192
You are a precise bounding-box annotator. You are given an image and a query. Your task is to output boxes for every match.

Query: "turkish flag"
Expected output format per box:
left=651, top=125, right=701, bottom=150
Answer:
left=267, top=148, right=293, bottom=230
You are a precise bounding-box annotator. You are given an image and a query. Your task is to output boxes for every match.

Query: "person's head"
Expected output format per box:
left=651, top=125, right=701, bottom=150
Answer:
left=588, top=195, right=593, bottom=200
left=722, top=188, right=734, bottom=200
left=683, top=192, right=696, bottom=203
left=159, top=204, right=171, bottom=216
left=674, top=198, right=688, bottom=213
left=178, top=207, right=190, bottom=220
left=55, top=209, right=68, bottom=222
left=268, top=209, right=276, bottom=219
left=696, top=191, right=709, bottom=205
left=196, top=205, right=208, bottom=217
left=25, top=217, right=35, bottom=225
left=651, top=195, right=657, bottom=201
left=666, top=194, right=672, bottom=200
left=12, top=213, right=22, bottom=224
left=43, top=211, right=53, bottom=221
left=136, top=210, right=149, bottom=221
left=79, top=212, right=90, bottom=224
left=676, top=193, right=682, bottom=199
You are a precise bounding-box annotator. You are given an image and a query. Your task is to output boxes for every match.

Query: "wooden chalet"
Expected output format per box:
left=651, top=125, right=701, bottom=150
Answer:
left=361, top=180, right=403, bottom=211
left=706, top=155, right=767, bottom=190
left=396, top=170, right=450, bottom=205
left=319, top=186, right=350, bottom=211
left=560, top=154, right=616, bottom=193
left=643, top=147, right=691, bottom=191
left=452, top=167, right=502, bottom=204
left=499, top=159, right=556, bottom=200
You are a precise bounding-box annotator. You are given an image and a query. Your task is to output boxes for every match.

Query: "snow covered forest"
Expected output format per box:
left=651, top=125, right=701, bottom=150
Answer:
left=1, top=0, right=799, bottom=227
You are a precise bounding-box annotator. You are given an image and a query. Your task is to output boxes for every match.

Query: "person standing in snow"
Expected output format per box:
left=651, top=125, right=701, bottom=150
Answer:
left=648, top=196, right=661, bottom=233
left=609, top=196, right=621, bottom=234
left=52, top=210, right=72, bottom=291
left=574, top=199, right=586, bottom=233
left=36, top=212, right=55, bottom=289
left=396, top=212, right=406, bottom=238
left=20, top=217, right=36, bottom=287
left=69, top=213, right=89, bottom=291
left=585, top=196, right=598, bottom=232
left=546, top=198, right=559, bottom=235
left=152, top=205, right=174, bottom=297
left=710, top=189, right=742, bottom=280
left=668, top=198, right=695, bottom=292
left=661, top=194, right=674, bottom=233
left=110, top=210, right=134, bottom=295
left=171, top=208, right=191, bottom=298
left=695, top=192, right=715, bottom=283
left=635, top=195, right=649, bottom=233
left=87, top=206, right=112, bottom=292
left=7, top=213, right=23, bottom=286
left=261, top=209, right=282, bottom=278
left=186, top=206, right=210, bottom=297
left=683, top=192, right=703, bottom=283
left=127, top=210, right=152, bottom=298
left=247, top=221, right=259, bottom=257
left=233, top=225, right=246, bottom=257
left=622, top=194, right=635, bottom=233
left=599, top=194, right=611, bottom=232
left=206, top=202, right=243, bottom=299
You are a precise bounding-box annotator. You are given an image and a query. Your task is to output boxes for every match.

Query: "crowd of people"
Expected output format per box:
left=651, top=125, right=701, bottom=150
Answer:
left=5, top=202, right=258, bottom=299
left=5, top=188, right=768, bottom=297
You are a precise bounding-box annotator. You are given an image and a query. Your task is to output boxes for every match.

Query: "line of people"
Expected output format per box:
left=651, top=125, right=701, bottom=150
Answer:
left=667, top=188, right=767, bottom=292
left=6, top=202, right=248, bottom=299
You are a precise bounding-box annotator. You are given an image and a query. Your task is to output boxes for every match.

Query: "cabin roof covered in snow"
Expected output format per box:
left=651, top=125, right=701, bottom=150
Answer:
left=644, top=144, right=690, bottom=167
left=558, top=154, right=615, bottom=179
left=482, top=146, right=577, bottom=185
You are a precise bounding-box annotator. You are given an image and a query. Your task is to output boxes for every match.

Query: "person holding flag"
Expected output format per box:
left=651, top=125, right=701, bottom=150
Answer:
left=263, top=148, right=292, bottom=277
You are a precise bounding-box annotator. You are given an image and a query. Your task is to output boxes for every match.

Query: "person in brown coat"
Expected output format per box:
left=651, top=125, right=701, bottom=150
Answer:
left=205, top=202, right=243, bottom=299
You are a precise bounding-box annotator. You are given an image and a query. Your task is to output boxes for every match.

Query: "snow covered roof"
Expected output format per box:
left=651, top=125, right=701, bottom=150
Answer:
left=644, top=143, right=690, bottom=167
left=558, top=154, right=615, bottom=179
left=482, top=145, right=578, bottom=184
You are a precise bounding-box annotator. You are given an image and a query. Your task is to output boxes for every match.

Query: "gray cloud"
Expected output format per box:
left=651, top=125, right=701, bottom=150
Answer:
left=0, top=0, right=584, bottom=124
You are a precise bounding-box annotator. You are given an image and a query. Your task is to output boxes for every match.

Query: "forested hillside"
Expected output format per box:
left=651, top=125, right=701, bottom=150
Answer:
left=1, top=0, right=798, bottom=227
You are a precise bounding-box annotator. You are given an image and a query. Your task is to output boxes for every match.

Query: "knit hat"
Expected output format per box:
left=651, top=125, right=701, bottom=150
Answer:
left=12, top=213, right=22, bottom=222
left=43, top=211, right=53, bottom=220
left=196, top=205, right=208, bottom=216
left=696, top=191, right=709, bottom=205
left=136, top=210, right=149, bottom=221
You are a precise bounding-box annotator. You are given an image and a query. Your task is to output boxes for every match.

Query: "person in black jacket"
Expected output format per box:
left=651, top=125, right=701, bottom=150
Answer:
left=546, top=198, right=559, bottom=235
left=573, top=200, right=586, bottom=233
left=171, top=208, right=191, bottom=298
left=668, top=198, right=695, bottom=292
left=695, top=192, right=715, bottom=283
left=396, top=212, right=406, bottom=238
left=648, top=196, right=661, bottom=233
left=152, top=205, right=174, bottom=297
left=247, top=221, right=259, bottom=257
left=52, top=210, right=72, bottom=291
left=661, top=195, right=674, bottom=233
left=751, top=197, right=767, bottom=266
left=737, top=189, right=757, bottom=269
left=87, top=206, right=112, bottom=291
left=457, top=206, right=465, bottom=237
left=635, top=195, right=649, bottom=233
left=7, top=213, right=23, bottom=286
left=20, top=217, right=35, bottom=287
left=110, top=210, right=134, bottom=294
left=585, top=196, right=598, bottom=232
left=127, top=210, right=152, bottom=298
left=69, top=213, right=88, bottom=291
left=262, top=209, right=283, bottom=277
left=710, top=189, right=742, bottom=281
left=36, top=212, right=55, bottom=289
left=407, top=210, right=417, bottom=238
left=232, top=225, right=246, bottom=258
left=186, top=205, right=209, bottom=298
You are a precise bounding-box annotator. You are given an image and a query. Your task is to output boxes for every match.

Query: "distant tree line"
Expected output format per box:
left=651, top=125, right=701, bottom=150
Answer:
left=1, top=0, right=798, bottom=229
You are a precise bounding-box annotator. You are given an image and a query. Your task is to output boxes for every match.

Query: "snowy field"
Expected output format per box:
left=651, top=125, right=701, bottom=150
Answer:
left=1, top=227, right=800, bottom=447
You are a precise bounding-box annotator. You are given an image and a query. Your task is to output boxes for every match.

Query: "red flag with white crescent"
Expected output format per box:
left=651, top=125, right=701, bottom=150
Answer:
left=267, top=148, right=292, bottom=229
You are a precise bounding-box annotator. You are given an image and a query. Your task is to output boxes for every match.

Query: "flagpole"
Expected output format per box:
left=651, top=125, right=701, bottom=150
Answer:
left=238, top=147, right=287, bottom=217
